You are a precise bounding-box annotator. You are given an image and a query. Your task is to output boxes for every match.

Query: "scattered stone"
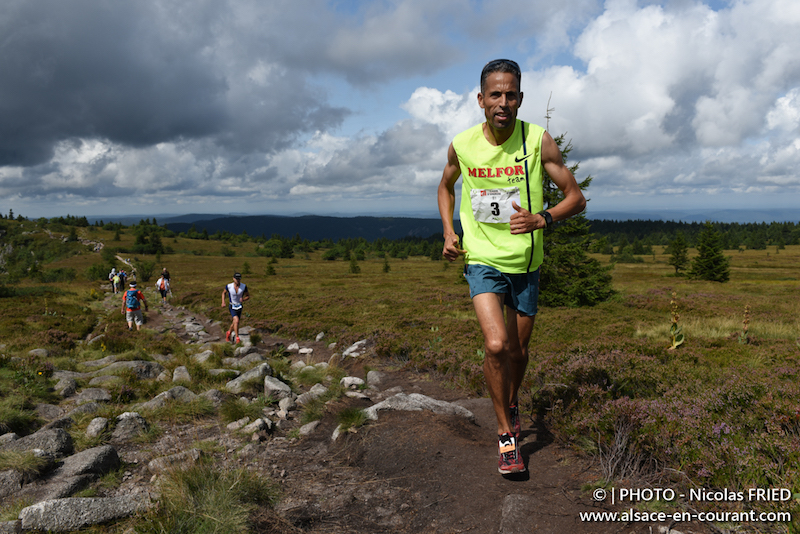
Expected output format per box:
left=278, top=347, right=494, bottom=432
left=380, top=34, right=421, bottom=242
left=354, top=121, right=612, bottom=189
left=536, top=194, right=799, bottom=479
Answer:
left=298, top=421, right=320, bottom=436
left=75, top=388, right=112, bottom=404
left=66, top=402, right=102, bottom=419
left=80, top=355, right=118, bottom=368
left=287, top=342, right=300, bottom=351
left=28, top=348, right=49, bottom=358
left=92, top=360, right=165, bottom=380
left=235, top=352, right=265, bottom=368
left=111, top=413, right=149, bottom=442
left=200, top=389, right=226, bottom=407
left=172, top=366, right=192, bottom=382
left=328, top=342, right=337, bottom=350
left=36, top=403, right=64, bottom=421
left=135, top=386, right=198, bottom=411
left=343, top=339, right=368, bottom=358
left=278, top=397, right=296, bottom=413
left=224, top=362, right=272, bottom=394
left=147, top=448, right=202, bottom=473
left=296, top=384, right=328, bottom=406
left=88, top=375, right=121, bottom=386
left=289, top=360, right=306, bottom=372
left=191, top=350, right=215, bottom=364
left=234, top=344, right=258, bottom=357
left=264, top=376, right=293, bottom=400
left=2, top=428, right=73, bottom=458
left=54, top=378, right=77, bottom=398
left=227, top=417, right=251, bottom=432
left=56, top=445, right=120, bottom=478
left=85, top=418, right=109, bottom=438
left=340, top=377, right=365, bottom=389
left=315, top=332, right=325, bottom=341
left=19, top=495, right=151, bottom=532
left=299, top=347, right=313, bottom=356
left=242, top=418, right=271, bottom=434
left=364, top=393, right=476, bottom=424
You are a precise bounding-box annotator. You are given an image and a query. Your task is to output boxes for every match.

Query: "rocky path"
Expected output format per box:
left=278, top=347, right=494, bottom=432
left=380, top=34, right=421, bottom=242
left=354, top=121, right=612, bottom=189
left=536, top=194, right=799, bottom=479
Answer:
left=1, top=291, right=716, bottom=534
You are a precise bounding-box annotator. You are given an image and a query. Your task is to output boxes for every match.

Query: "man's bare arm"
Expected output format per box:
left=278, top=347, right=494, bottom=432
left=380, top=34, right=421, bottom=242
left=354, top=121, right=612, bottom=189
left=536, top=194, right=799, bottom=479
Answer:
left=438, top=143, right=466, bottom=261
left=540, top=131, right=586, bottom=221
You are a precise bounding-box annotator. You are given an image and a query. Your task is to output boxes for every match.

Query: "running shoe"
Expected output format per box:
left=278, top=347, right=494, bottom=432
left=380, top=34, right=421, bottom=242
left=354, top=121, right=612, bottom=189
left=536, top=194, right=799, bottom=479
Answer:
left=498, top=432, right=525, bottom=474
left=236, top=336, right=241, bottom=344
left=510, top=403, right=521, bottom=439
left=225, top=331, right=231, bottom=342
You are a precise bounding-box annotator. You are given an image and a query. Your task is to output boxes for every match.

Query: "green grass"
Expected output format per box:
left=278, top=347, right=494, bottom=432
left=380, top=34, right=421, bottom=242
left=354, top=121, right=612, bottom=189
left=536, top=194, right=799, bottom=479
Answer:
left=137, top=463, right=280, bottom=534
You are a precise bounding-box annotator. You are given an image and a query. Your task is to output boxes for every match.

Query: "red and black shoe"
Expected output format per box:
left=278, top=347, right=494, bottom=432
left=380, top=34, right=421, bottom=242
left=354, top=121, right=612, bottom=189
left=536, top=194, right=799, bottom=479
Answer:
left=510, top=403, right=521, bottom=439
left=498, top=433, right=525, bottom=474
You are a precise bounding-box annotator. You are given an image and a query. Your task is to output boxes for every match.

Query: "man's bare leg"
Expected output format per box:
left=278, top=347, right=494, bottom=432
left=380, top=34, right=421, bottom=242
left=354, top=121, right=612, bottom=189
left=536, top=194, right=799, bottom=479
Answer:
left=473, top=293, right=516, bottom=435
left=505, top=309, right=535, bottom=407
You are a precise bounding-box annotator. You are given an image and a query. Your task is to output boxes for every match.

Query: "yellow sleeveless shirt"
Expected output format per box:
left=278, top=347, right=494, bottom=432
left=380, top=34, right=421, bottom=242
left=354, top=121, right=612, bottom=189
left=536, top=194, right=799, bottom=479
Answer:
left=452, top=120, right=545, bottom=274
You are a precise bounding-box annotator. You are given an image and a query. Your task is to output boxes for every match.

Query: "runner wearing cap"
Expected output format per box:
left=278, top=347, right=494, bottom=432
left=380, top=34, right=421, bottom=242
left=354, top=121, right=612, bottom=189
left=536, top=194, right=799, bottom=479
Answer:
left=221, top=273, right=250, bottom=343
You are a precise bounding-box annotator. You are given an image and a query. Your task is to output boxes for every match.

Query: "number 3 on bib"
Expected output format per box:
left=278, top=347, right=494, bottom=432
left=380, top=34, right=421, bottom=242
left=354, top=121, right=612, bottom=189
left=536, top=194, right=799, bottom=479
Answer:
left=470, top=187, right=521, bottom=224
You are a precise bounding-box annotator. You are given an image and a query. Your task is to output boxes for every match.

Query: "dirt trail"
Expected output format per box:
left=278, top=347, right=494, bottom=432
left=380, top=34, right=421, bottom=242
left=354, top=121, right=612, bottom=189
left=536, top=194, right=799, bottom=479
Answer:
left=106, top=293, right=713, bottom=534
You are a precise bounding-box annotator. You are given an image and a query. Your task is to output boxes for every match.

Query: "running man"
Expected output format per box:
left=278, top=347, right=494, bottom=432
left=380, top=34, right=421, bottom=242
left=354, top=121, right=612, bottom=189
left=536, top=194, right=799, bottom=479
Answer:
left=221, top=273, right=250, bottom=343
left=437, top=59, right=586, bottom=475
left=121, top=281, right=148, bottom=331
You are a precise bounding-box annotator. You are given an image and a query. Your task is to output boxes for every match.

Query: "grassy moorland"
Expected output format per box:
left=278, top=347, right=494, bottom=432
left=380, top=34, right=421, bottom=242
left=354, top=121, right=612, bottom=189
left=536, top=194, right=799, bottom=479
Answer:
left=1, top=220, right=799, bottom=530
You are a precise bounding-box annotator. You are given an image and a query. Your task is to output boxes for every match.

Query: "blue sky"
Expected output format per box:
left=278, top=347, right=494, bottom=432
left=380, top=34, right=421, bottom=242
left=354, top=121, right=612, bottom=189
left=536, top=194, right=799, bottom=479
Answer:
left=2, top=0, right=799, bottom=221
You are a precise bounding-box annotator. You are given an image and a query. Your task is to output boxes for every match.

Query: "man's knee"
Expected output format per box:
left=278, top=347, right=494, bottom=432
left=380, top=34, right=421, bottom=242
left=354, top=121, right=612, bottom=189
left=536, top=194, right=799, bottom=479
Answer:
left=484, top=337, right=510, bottom=358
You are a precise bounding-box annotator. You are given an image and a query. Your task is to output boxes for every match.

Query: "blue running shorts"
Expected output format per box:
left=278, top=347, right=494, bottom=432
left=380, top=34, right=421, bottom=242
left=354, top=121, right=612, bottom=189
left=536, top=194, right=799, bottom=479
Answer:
left=464, top=264, right=540, bottom=317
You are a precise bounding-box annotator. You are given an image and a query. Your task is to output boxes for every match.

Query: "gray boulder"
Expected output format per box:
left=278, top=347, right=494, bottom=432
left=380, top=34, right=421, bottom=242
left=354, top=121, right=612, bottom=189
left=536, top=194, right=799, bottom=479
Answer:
left=264, top=376, right=292, bottom=400
left=92, top=360, right=165, bottom=380
left=2, top=428, right=73, bottom=458
left=111, top=413, right=149, bottom=441
left=19, top=495, right=151, bottom=532
left=224, top=362, right=272, bottom=394
left=363, top=393, right=476, bottom=423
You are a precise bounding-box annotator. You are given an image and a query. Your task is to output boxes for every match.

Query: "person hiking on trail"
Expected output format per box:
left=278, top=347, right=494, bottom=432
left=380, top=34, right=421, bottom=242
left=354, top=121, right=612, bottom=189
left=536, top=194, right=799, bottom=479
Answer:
left=118, top=270, right=127, bottom=289
left=122, top=281, right=149, bottom=331
left=221, top=273, right=249, bottom=344
left=155, top=273, right=170, bottom=305
left=109, top=268, right=117, bottom=293
left=161, top=267, right=170, bottom=281
left=437, top=59, right=586, bottom=475
left=112, top=272, right=121, bottom=294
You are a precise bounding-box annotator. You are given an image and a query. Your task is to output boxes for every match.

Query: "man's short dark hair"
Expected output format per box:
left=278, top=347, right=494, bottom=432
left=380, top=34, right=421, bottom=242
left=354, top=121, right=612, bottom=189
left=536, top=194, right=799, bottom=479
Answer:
left=480, top=59, right=522, bottom=93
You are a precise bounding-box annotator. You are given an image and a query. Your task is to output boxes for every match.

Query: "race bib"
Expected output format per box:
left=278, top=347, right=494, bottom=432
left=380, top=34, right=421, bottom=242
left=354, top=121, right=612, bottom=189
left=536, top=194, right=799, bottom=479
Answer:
left=469, top=187, right=521, bottom=224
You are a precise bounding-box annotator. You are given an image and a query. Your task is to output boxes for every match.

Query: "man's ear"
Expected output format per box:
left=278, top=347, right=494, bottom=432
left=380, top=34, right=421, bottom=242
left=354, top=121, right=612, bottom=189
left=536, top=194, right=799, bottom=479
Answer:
left=477, top=91, right=485, bottom=109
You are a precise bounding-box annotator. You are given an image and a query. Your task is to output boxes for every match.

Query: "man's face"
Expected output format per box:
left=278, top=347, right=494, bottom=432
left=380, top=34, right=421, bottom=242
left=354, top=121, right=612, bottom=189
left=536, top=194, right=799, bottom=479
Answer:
left=478, top=72, right=523, bottom=131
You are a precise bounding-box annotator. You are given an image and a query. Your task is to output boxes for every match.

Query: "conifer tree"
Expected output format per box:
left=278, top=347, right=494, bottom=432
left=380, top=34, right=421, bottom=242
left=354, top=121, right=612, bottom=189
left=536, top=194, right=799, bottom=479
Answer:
left=666, top=231, right=689, bottom=275
left=689, top=222, right=730, bottom=282
left=539, top=134, right=615, bottom=307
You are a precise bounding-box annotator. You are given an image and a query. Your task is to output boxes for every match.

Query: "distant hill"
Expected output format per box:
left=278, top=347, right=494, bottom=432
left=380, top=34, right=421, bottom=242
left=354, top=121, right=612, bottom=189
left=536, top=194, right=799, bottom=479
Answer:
left=166, top=215, right=460, bottom=241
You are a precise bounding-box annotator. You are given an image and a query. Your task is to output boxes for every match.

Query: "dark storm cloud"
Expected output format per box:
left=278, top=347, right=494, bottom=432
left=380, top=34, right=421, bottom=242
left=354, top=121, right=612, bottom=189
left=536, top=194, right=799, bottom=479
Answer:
left=0, top=0, right=356, bottom=168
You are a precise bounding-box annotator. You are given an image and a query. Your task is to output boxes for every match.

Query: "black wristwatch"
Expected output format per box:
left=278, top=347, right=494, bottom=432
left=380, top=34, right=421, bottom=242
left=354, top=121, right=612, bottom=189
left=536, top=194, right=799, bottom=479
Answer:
left=537, top=210, right=552, bottom=226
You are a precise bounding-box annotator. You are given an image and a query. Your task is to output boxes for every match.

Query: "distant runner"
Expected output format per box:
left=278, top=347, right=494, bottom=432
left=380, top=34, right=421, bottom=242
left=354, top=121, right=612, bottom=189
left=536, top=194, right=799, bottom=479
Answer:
left=221, top=273, right=250, bottom=344
left=122, top=281, right=149, bottom=331
left=438, top=59, right=586, bottom=475
left=155, top=273, right=171, bottom=305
